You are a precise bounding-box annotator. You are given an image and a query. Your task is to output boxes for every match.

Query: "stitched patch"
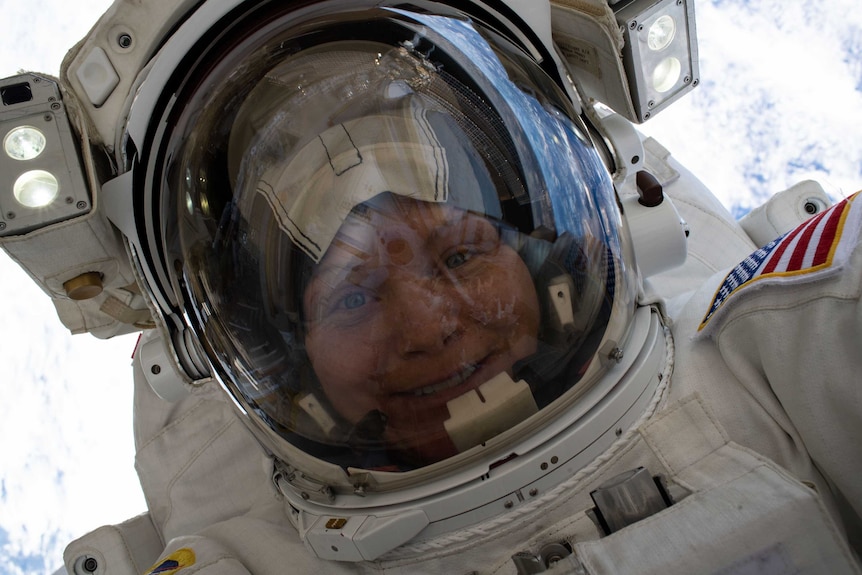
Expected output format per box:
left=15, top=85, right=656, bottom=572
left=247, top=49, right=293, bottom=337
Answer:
left=145, top=548, right=196, bottom=575
left=699, top=192, right=860, bottom=333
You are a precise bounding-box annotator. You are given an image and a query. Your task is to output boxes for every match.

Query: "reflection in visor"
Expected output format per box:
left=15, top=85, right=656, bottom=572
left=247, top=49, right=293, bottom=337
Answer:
left=302, top=194, right=541, bottom=464
left=167, top=9, right=633, bottom=477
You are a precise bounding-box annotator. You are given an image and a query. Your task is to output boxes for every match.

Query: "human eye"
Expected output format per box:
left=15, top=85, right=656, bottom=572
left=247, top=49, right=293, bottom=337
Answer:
left=306, top=282, right=377, bottom=326
left=444, top=249, right=473, bottom=269
left=337, top=290, right=369, bottom=311
left=440, top=225, right=500, bottom=271
left=308, top=288, right=377, bottom=329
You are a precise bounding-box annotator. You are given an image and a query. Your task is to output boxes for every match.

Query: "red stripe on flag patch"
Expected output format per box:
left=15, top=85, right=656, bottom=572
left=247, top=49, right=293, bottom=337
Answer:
left=699, top=192, right=860, bottom=332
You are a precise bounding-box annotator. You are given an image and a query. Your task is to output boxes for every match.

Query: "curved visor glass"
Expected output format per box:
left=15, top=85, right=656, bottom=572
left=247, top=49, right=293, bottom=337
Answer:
left=163, top=5, right=635, bottom=475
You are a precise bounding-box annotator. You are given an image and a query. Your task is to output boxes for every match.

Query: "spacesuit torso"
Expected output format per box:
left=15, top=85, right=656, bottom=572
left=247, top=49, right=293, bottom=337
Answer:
left=62, top=139, right=862, bottom=575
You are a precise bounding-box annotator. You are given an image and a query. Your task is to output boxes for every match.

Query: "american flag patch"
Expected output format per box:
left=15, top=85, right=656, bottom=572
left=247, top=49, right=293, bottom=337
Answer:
left=699, top=192, right=861, bottom=332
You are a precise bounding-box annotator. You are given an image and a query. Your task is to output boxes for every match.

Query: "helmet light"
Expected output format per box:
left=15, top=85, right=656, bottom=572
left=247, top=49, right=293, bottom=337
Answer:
left=615, top=0, right=699, bottom=121
left=0, top=75, right=91, bottom=236
left=551, top=0, right=698, bottom=123
left=4, top=126, right=47, bottom=160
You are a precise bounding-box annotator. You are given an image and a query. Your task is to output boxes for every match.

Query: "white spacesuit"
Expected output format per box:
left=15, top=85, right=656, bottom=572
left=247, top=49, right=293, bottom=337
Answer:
left=1, top=1, right=860, bottom=574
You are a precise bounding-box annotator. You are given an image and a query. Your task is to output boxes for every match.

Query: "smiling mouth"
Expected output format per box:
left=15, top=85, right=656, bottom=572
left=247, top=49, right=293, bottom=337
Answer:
left=407, top=363, right=479, bottom=397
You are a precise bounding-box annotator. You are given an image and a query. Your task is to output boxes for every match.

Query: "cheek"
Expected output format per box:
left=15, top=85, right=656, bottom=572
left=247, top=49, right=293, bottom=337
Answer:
left=512, top=259, right=541, bottom=328
left=468, top=254, right=540, bottom=332
left=305, top=328, right=381, bottom=423
left=509, top=263, right=541, bottom=355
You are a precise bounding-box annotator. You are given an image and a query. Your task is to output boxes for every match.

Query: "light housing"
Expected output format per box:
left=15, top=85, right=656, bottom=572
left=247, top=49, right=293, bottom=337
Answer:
left=614, top=0, right=699, bottom=121
left=0, top=74, right=91, bottom=236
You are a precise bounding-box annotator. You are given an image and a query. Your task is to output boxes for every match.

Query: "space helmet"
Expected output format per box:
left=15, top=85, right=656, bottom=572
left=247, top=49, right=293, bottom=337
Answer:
left=130, top=1, right=637, bottom=494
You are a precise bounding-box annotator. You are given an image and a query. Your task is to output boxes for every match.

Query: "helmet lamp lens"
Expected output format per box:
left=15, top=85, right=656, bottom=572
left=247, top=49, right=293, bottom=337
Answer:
left=652, top=57, right=682, bottom=93
left=13, top=169, right=59, bottom=207
left=647, top=15, right=676, bottom=51
left=4, top=126, right=47, bottom=161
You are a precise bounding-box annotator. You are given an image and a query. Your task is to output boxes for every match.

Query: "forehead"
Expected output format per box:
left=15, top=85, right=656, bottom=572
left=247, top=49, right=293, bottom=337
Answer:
left=332, top=194, right=466, bottom=250
left=354, top=194, right=460, bottom=230
left=308, top=196, right=487, bottom=282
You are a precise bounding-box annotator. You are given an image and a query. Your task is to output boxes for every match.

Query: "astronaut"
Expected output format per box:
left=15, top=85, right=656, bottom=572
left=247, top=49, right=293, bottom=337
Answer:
left=1, top=0, right=860, bottom=573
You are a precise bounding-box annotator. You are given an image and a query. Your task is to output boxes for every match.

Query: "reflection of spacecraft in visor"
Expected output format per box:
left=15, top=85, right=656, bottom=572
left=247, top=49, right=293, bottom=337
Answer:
left=254, top=110, right=459, bottom=264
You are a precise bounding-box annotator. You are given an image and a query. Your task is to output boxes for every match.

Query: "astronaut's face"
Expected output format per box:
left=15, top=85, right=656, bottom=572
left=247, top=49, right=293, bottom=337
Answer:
left=303, top=194, right=540, bottom=464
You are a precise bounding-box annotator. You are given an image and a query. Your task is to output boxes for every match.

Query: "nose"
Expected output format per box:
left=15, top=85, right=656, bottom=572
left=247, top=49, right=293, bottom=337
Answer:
left=391, top=276, right=460, bottom=355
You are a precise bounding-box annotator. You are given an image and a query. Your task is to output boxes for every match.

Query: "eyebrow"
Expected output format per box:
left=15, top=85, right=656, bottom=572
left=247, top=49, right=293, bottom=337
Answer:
left=310, top=242, right=372, bottom=292
left=308, top=207, right=498, bottom=299
left=428, top=210, right=497, bottom=246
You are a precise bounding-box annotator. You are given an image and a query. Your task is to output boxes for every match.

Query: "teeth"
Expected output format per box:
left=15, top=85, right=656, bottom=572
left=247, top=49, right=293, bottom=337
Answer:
left=412, top=364, right=478, bottom=397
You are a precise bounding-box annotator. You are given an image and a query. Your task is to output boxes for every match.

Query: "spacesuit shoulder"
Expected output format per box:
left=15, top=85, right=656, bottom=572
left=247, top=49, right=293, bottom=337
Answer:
left=697, top=191, right=862, bottom=336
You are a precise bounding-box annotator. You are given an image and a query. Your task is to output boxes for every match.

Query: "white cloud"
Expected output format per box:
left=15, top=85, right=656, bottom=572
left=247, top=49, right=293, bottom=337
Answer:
left=0, top=0, right=115, bottom=77
left=0, top=257, right=143, bottom=574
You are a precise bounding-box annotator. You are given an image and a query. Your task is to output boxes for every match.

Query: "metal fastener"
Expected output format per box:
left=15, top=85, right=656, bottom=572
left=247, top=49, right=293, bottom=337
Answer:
left=82, top=556, right=98, bottom=573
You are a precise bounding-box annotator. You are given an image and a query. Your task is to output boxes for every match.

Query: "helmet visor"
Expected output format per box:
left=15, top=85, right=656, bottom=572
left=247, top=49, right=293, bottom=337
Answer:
left=164, top=5, right=635, bottom=476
